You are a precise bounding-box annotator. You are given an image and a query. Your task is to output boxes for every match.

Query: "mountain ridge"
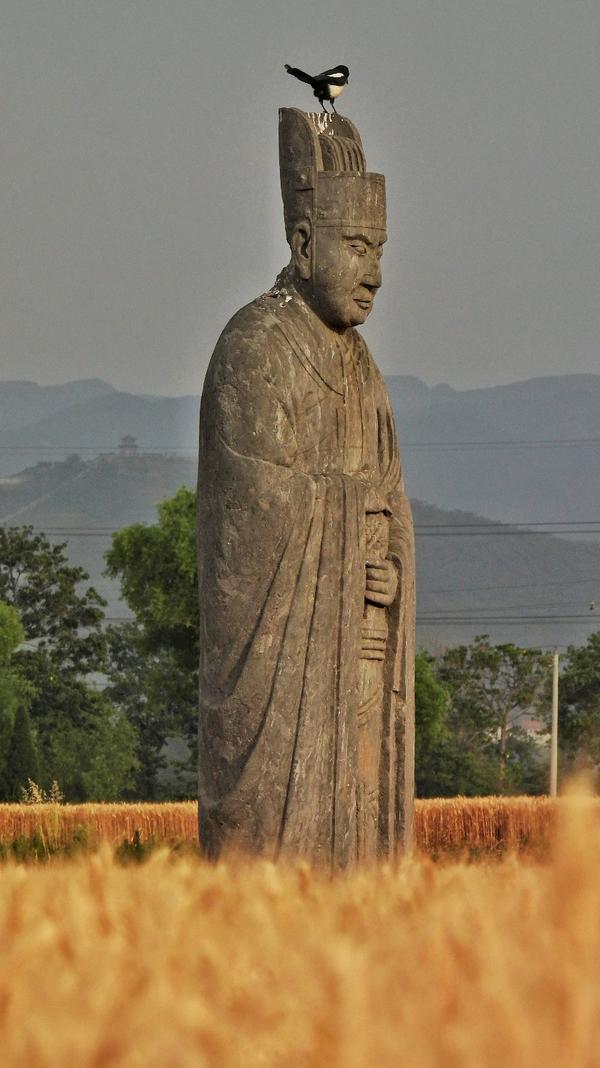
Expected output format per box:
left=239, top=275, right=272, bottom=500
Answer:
left=1, top=373, right=598, bottom=529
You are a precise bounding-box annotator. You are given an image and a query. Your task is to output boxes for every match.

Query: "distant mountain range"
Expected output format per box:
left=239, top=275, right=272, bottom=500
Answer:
left=386, top=374, right=600, bottom=526
left=1, top=373, right=599, bottom=528
left=1, top=450, right=599, bottom=652
left=0, top=378, right=198, bottom=474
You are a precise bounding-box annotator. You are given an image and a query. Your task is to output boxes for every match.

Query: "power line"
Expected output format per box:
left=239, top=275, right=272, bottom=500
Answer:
left=24, top=529, right=600, bottom=539
left=0, top=445, right=196, bottom=452
left=98, top=619, right=593, bottom=623
left=417, top=615, right=600, bottom=624
left=402, top=438, right=600, bottom=450
left=103, top=615, right=596, bottom=625
left=419, top=529, right=600, bottom=537
left=1, top=527, right=116, bottom=532
left=1, top=530, right=116, bottom=537
left=2, top=436, right=600, bottom=452
left=419, top=600, right=600, bottom=612
left=422, top=576, right=600, bottom=594
left=416, top=519, right=600, bottom=529
left=4, top=520, right=600, bottom=537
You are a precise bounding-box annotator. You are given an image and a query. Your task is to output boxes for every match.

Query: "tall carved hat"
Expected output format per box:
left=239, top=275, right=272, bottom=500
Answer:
left=279, top=108, right=386, bottom=241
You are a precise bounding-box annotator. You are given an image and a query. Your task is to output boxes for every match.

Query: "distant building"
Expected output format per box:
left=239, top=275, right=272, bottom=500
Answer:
left=118, top=434, right=139, bottom=457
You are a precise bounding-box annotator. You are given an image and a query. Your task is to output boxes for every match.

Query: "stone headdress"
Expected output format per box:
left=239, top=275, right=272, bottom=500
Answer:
left=278, top=109, right=386, bottom=250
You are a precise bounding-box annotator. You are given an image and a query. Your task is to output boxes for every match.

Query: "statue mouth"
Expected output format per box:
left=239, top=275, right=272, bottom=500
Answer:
left=354, top=297, right=373, bottom=310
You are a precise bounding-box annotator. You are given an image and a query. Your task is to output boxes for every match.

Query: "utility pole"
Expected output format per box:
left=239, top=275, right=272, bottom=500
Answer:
left=550, top=649, right=559, bottom=798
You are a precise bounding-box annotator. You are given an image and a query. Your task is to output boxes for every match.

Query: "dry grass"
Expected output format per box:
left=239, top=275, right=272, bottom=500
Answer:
left=1, top=790, right=600, bottom=1066
left=2, top=795, right=594, bottom=855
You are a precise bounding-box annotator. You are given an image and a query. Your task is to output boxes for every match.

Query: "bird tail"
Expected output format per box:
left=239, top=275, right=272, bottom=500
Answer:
left=284, top=64, right=315, bottom=86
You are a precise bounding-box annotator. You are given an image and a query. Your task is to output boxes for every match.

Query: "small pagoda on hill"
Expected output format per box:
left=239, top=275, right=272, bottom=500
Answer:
left=118, top=434, right=139, bottom=457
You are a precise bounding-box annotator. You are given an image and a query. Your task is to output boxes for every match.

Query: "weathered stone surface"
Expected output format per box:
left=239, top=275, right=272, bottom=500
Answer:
left=197, top=109, right=415, bottom=869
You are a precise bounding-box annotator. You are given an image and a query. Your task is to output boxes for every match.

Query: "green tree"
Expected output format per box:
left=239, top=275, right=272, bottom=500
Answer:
left=105, top=487, right=198, bottom=670
left=0, top=525, right=106, bottom=673
left=105, top=622, right=195, bottom=799
left=553, top=632, right=600, bottom=775
left=45, top=697, right=138, bottom=801
left=0, top=526, right=137, bottom=800
left=0, top=601, right=36, bottom=797
left=415, top=651, right=451, bottom=796
left=437, top=635, right=549, bottom=795
left=4, top=705, right=39, bottom=801
left=414, top=649, right=502, bottom=796
left=105, top=488, right=198, bottom=794
left=0, top=600, right=25, bottom=663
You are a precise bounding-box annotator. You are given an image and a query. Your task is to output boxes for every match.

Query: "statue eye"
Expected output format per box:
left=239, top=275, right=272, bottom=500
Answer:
left=349, top=240, right=367, bottom=255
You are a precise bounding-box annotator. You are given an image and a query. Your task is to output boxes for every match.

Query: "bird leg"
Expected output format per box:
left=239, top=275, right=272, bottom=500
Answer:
left=320, top=99, right=328, bottom=112
left=331, top=100, right=338, bottom=113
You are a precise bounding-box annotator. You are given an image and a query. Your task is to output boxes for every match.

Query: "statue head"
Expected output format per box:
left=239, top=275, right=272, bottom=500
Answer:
left=279, top=108, right=387, bottom=331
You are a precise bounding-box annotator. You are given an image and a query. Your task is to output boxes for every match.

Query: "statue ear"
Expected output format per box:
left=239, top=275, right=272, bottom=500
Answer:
left=290, top=220, right=313, bottom=280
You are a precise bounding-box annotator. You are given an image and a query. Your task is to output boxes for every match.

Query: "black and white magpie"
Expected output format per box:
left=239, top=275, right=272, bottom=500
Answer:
left=284, top=63, right=349, bottom=113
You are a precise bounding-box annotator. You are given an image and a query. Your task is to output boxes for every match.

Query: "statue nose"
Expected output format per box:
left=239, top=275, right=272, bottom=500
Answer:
left=364, top=258, right=382, bottom=289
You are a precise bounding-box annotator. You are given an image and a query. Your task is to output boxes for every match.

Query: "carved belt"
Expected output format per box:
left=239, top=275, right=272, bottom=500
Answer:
left=361, top=509, right=390, bottom=661
left=360, top=623, right=388, bottom=660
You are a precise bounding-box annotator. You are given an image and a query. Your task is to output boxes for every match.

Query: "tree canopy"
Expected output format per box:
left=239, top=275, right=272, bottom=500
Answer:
left=105, top=488, right=198, bottom=798
left=105, top=487, right=198, bottom=670
left=0, top=526, right=137, bottom=800
left=0, top=601, right=36, bottom=799
left=555, top=632, right=600, bottom=775
left=435, top=635, right=549, bottom=795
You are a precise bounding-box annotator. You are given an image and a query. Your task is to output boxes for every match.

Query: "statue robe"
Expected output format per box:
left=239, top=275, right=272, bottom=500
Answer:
left=197, top=282, right=415, bottom=869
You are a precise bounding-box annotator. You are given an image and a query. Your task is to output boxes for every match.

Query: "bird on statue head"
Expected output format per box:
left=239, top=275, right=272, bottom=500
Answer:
left=284, top=63, right=349, bottom=113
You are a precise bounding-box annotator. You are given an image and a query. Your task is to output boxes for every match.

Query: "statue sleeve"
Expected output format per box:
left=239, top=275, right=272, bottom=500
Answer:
left=198, top=318, right=303, bottom=695
left=197, top=315, right=366, bottom=830
left=380, top=388, right=416, bottom=849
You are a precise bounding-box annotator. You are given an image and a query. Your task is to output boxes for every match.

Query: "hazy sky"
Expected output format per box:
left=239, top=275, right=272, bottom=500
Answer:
left=2, top=1, right=599, bottom=396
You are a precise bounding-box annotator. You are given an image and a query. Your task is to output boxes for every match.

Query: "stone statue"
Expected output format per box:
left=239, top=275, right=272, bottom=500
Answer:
left=197, top=108, right=415, bottom=869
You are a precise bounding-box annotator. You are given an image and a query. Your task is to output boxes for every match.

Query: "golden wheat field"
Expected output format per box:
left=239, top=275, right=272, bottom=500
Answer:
left=0, top=794, right=579, bottom=855
left=1, top=791, right=600, bottom=1067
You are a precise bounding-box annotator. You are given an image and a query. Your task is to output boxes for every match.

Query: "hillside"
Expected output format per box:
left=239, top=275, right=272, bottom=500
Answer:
left=0, top=378, right=116, bottom=435
left=1, top=454, right=599, bottom=651
left=0, top=386, right=198, bottom=475
left=387, top=373, right=600, bottom=524
left=1, top=373, right=599, bottom=528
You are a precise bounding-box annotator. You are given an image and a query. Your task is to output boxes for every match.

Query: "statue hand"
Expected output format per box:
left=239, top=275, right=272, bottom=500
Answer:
left=364, top=487, right=389, bottom=513
left=365, top=558, right=398, bottom=607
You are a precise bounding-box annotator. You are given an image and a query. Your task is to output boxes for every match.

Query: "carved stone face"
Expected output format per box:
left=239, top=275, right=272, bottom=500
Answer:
left=294, top=223, right=387, bottom=330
